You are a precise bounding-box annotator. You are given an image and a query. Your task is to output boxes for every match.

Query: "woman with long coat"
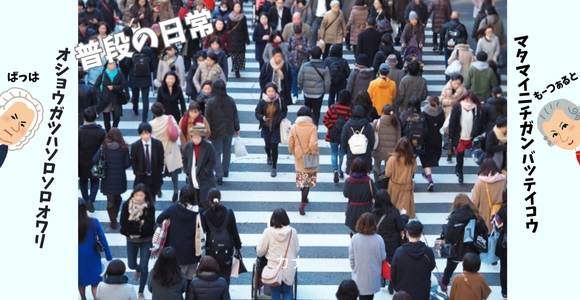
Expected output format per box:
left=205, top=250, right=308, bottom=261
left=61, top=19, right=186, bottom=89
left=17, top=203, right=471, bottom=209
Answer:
left=156, top=71, right=187, bottom=123
left=128, top=0, right=154, bottom=28
left=94, top=128, right=131, bottom=229
left=253, top=13, right=272, bottom=69
left=203, top=17, right=231, bottom=54
left=420, top=96, right=445, bottom=192
left=182, top=125, right=217, bottom=209
left=386, top=137, right=417, bottom=218
left=346, top=0, right=369, bottom=55
left=341, top=105, right=375, bottom=175
left=288, top=106, right=320, bottom=215
left=372, top=105, right=400, bottom=177
left=150, top=102, right=183, bottom=203
left=227, top=2, right=250, bottom=78
left=95, top=61, right=127, bottom=132
left=470, top=158, right=506, bottom=232
left=344, top=157, right=376, bottom=235
left=260, top=47, right=293, bottom=106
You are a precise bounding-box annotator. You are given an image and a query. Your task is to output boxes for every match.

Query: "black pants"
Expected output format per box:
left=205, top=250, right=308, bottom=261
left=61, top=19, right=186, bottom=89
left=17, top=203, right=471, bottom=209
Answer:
left=304, top=95, right=324, bottom=126
left=455, top=150, right=467, bottom=175
left=442, top=258, right=459, bottom=285
left=102, top=111, right=121, bottom=132
left=323, top=43, right=332, bottom=60
left=395, top=23, right=405, bottom=44
left=265, top=142, right=279, bottom=168
left=79, top=176, right=100, bottom=204
left=500, top=254, right=507, bottom=295
left=433, top=32, right=440, bottom=49
left=131, top=87, right=150, bottom=122
left=359, top=295, right=374, bottom=300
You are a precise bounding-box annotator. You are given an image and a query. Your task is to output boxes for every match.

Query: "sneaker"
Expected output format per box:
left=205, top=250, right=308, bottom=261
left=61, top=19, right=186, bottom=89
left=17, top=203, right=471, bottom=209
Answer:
left=333, top=171, right=339, bottom=184
left=339, top=170, right=344, bottom=179
left=270, top=168, right=277, bottom=177
left=427, top=182, right=434, bottom=192
left=217, top=178, right=223, bottom=185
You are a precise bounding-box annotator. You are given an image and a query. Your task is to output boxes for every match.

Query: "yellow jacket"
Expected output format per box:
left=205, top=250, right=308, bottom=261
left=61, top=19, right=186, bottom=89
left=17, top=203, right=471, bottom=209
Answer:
left=367, top=77, right=397, bottom=116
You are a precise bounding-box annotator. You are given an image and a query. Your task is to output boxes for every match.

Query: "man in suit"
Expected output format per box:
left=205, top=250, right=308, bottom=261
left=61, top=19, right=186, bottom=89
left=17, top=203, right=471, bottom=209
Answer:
left=182, top=124, right=217, bottom=209
left=78, top=107, right=106, bottom=212
left=269, top=0, right=292, bottom=32
left=130, top=122, right=164, bottom=203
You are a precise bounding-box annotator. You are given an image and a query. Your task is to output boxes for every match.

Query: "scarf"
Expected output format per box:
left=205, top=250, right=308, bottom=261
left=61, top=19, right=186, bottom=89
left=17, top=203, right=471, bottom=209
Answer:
left=128, top=198, right=148, bottom=222
left=422, top=103, right=443, bottom=117
left=460, top=100, right=476, bottom=112
left=228, top=10, right=244, bottom=22
left=270, top=57, right=285, bottom=84
left=105, top=68, right=119, bottom=82
left=492, top=126, right=507, bottom=144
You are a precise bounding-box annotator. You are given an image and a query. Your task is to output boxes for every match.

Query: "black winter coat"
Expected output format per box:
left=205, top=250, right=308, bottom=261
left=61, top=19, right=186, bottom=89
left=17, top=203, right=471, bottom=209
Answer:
left=205, top=94, right=240, bottom=138
left=372, top=47, right=403, bottom=73
left=439, top=19, right=468, bottom=50
left=79, top=123, right=106, bottom=178
left=419, top=109, right=445, bottom=168
left=323, top=46, right=351, bottom=91
left=228, top=16, right=250, bottom=53
left=128, top=46, right=156, bottom=89
left=120, top=200, right=156, bottom=239
left=182, top=140, right=217, bottom=208
left=391, top=241, right=436, bottom=300
left=448, top=103, right=483, bottom=148
left=481, top=96, right=507, bottom=132
left=186, top=272, right=230, bottom=300
left=268, top=6, right=292, bottom=31
left=78, top=82, right=98, bottom=125
left=443, top=205, right=478, bottom=260
left=95, top=71, right=127, bottom=116
left=356, top=28, right=382, bottom=62
left=485, top=128, right=507, bottom=170
left=341, top=117, right=375, bottom=172
left=373, top=206, right=405, bottom=261
left=252, top=24, right=272, bottom=64
left=259, top=62, right=293, bottom=106
left=156, top=86, right=187, bottom=122
left=157, top=203, right=204, bottom=265
left=95, top=142, right=131, bottom=196
left=403, top=1, right=429, bottom=24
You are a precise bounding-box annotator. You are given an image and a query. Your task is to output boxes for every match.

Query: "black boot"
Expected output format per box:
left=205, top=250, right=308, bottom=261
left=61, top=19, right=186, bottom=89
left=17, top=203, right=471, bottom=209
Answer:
left=235, top=70, right=240, bottom=78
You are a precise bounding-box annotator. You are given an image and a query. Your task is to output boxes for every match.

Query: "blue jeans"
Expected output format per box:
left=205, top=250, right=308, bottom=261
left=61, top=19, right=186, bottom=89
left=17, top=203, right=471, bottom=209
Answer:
left=330, top=142, right=344, bottom=173
left=210, top=135, right=233, bottom=179
left=291, top=65, right=299, bottom=97
left=271, top=282, right=293, bottom=300
left=79, top=176, right=99, bottom=204
left=126, top=240, right=152, bottom=293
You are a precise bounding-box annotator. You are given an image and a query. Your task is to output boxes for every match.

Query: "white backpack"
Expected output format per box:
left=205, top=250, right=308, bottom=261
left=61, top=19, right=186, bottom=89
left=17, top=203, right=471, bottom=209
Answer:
left=348, top=126, right=368, bottom=155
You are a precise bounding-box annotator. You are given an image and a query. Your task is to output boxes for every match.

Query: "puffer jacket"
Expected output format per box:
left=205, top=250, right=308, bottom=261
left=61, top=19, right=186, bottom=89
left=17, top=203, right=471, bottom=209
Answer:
left=346, top=67, right=376, bottom=100
left=297, top=59, right=331, bottom=98
left=256, top=225, right=300, bottom=286
left=346, top=5, right=369, bottom=45
left=373, top=114, right=401, bottom=160
left=464, top=61, right=499, bottom=101
left=186, top=272, right=230, bottom=300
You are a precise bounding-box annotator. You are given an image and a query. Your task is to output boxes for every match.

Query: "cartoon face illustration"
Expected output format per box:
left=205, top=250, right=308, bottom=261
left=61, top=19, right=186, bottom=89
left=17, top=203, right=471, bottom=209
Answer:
left=0, top=88, right=43, bottom=168
left=0, top=101, right=35, bottom=145
left=538, top=99, right=580, bottom=150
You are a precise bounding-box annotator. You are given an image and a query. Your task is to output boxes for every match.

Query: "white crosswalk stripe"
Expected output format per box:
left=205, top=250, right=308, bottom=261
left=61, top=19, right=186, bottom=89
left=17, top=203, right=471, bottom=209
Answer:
left=82, top=4, right=504, bottom=299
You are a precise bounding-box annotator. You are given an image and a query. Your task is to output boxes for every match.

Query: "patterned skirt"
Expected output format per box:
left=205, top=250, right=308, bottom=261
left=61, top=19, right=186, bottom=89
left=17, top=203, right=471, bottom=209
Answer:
left=296, top=171, right=317, bottom=188
left=231, top=50, right=246, bottom=71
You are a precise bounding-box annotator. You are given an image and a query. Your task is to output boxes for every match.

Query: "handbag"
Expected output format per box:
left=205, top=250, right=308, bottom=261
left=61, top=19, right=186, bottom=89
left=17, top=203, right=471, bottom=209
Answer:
left=234, top=136, right=249, bottom=157
left=280, top=118, right=292, bottom=145
left=381, top=260, right=391, bottom=281
left=94, top=234, right=104, bottom=255
left=91, top=146, right=106, bottom=179
left=167, top=115, right=179, bottom=142
left=445, top=60, right=462, bottom=76
left=480, top=227, right=500, bottom=264
left=261, top=230, right=293, bottom=286
left=231, top=249, right=248, bottom=278
left=294, top=128, right=319, bottom=169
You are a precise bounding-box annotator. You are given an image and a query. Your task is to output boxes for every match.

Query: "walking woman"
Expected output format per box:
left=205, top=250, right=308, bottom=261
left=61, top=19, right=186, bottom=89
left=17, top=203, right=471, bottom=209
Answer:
left=470, top=158, right=506, bottom=232
left=344, top=157, right=376, bottom=236
left=288, top=106, right=319, bottom=215
left=157, top=186, right=205, bottom=281
left=372, top=105, right=401, bottom=178
left=256, top=208, right=300, bottom=300
left=128, top=0, right=154, bottom=28
left=182, top=125, right=217, bottom=208
left=154, top=45, right=186, bottom=91
left=228, top=1, right=250, bottom=78
left=186, top=256, right=231, bottom=300
left=386, top=137, right=417, bottom=218
left=440, top=74, right=467, bottom=161
left=373, top=189, right=405, bottom=294
left=323, top=90, right=353, bottom=182
left=150, top=103, right=183, bottom=202
left=119, top=183, right=156, bottom=299
left=148, top=247, right=187, bottom=300
left=156, top=71, right=187, bottom=123
left=259, top=47, right=293, bottom=106
left=448, top=91, right=482, bottom=184
left=420, top=96, right=445, bottom=192
left=203, top=188, right=243, bottom=284
left=253, top=13, right=272, bottom=69
left=346, top=0, right=369, bottom=55
left=179, top=102, right=211, bottom=146
left=78, top=199, right=113, bottom=300
left=95, top=61, right=127, bottom=132
left=255, top=82, right=288, bottom=177
left=203, top=17, right=231, bottom=55
left=94, top=128, right=131, bottom=229
left=96, top=260, right=137, bottom=300
left=349, top=212, right=386, bottom=300
left=193, top=52, right=227, bottom=92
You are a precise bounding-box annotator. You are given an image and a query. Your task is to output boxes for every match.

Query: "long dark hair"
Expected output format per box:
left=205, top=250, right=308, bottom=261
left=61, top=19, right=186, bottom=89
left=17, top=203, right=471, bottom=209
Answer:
left=130, top=183, right=153, bottom=207
left=152, top=247, right=183, bottom=287
left=382, top=105, right=398, bottom=127
left=393, top=137, right=415, bottom=166
left=78, top=201, right=90, bottom=244
left=103, top=128, right=128, bottom=150
left=161, top=71, right=182, bottom=94
left=459, top=91, right=481, bottom=106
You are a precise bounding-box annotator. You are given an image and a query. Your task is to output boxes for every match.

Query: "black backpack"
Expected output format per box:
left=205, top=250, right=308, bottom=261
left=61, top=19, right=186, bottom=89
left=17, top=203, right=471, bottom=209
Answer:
left=132, top=52, right=151, bottom=77
left=206, top=209, right=234, bottom=257
left=329, top=106, right=346, bottom=143
left=328, top=61, right=345, bottom=87
left=446, top=23, right=466, bottom=49
left=403, top=112, right=425, bottom=152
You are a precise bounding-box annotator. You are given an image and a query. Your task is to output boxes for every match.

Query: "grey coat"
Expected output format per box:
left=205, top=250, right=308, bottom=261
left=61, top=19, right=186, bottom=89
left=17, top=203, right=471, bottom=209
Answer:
left=396, top=74, right=428, bottom=112
left=346, top=67, right=376, bottom=100
left=297, top=59, right=331, bottom=98
left=349, top=233, right=386, bottom=295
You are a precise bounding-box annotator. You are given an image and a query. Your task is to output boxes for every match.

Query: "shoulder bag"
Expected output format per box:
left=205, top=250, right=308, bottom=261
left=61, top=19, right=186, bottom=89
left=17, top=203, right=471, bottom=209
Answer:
left=294, top=128, right=319, bottom=169
left=261, top=230, right=293, bottom=286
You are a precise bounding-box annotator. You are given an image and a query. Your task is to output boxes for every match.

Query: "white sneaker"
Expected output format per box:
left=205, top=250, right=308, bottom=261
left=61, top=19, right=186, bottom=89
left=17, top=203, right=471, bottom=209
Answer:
left=292, top=95, right=298, bottom=104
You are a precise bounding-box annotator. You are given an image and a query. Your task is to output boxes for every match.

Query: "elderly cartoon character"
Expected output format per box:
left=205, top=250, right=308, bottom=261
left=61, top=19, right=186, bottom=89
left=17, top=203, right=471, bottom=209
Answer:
left=537, top=99, right=580, bottom=164
left=0, top=88, right=43, bottom=167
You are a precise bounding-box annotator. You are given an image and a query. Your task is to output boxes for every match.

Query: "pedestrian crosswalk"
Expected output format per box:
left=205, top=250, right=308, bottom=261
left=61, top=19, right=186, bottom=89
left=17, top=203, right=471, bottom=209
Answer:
left=82, top=3, right=506, bottom=299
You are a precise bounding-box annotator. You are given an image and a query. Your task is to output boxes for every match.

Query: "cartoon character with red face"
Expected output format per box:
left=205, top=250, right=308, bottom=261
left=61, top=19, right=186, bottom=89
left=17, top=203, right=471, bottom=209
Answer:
left=0, top=88, right=43, bottom=168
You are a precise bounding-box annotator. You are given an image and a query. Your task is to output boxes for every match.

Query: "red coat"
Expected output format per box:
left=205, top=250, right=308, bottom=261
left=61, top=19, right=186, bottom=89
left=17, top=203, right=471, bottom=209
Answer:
left=323, top=103, right=352, bottom=142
